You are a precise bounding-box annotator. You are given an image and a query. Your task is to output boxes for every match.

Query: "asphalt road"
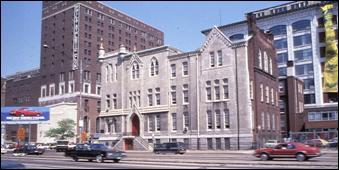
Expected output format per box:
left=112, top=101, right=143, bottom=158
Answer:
left=1, top=150, right=338, bottom=169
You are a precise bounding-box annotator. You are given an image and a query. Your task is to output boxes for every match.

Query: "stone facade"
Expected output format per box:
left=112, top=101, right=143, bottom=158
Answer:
left=97, top=14, right=280, bottom=150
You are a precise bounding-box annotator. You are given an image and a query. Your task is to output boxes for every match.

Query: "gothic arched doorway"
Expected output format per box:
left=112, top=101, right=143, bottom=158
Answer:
left=131, top=114, right=140, bottom=136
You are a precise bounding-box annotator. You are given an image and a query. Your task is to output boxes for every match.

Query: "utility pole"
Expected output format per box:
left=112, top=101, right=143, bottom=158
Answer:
left=79, top=58, right=83, bottom=143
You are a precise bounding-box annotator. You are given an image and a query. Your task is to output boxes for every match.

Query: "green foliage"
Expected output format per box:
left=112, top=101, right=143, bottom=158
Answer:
left=45, top=119, right=76, bottom=140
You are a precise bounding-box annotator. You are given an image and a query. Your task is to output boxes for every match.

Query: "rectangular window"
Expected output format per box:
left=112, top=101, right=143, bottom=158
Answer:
left=84, top=70, right=90, bottom=81
left=206, top=87, right=211, bottom=101
left=69, top=71, right=74, bottom=80
left=148, top=89, right=153, bottom=106
left=155, top=93, right=160, bottom=106
left=207, top=110, right=212, bottom=129
left=182, top=62, right=188, bottom=76
left=207, top=138, right=213, bottom=150
left=183, top=84, right=189, bottom=104
left=271, top=88, right=274, bottom=105
left=84, top=99, right=89, bottom=112
left=106, top=95, right=111, bottom=109
left=279, top=67, right=287, bottom=76
left=49, top=84, right=55, bottom=96
left=215, top=86, right=220, bottom=100
left=41, top=86, right=47, bottom=97
left=171, top=86, right=176, bottom=105
left=266, top=86, right=269, bottom=103
left=217, top=50, right=222, bottom=66
left=223, top=78, right=229, bottom=99
left=171, top=64, right=176, bottom=77
left=215, top=110, right=221, bottom=129
left=59, top=83, right=65, bottom=95
left=112, top=93, right=117, bottom=109
left=269, top=58, right=273, bottom=75
left=294, top=48, right=312, bottom=62
left=172, top=113, right=177, bottom=131
left=293, top=34, right=312, bottom=47
left=295, top=64, right=313, bottom=76
left=84, top=84, right=90, bottom=93
left=274, top=38, right=288, bottom=50
left=96, top=86, right=101, bottom=95
left=149, top=115, right=154, bottom=131
left=260, top=84, right=264, bottom=102
left=277, top=52, right=288, bottom=65
left=156, top=115, right=161, bottom=131
left=69, top=82, right=74, bottom=93
left=224, top=109, right=230, bottom=128
left=216, top=138, right=221, bottom=150
left=183, top=112, right=189, bottom=129
left=210, top=52, right=215, bottom=67
left=59, top=72, right=65, bottom=82
left=96, top=73, right=101, bottom=83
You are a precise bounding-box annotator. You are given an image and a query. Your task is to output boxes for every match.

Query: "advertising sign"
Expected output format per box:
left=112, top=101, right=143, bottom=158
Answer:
left=1, top=107, right=50, bottom=123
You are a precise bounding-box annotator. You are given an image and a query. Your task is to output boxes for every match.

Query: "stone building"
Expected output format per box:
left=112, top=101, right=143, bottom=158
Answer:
left=97, top=14, right=280, bottom=150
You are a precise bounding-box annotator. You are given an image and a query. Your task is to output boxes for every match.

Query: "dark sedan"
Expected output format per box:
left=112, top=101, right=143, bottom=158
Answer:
left=13, top=145, right=45, bottom=155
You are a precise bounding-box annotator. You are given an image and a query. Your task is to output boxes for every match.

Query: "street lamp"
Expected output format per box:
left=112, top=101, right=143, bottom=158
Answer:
left=257, top=125, right=262, bottom=148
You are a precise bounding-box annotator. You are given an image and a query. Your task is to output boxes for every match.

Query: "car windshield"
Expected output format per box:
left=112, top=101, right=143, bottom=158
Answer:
left=57, top=141, right=68, bottom=145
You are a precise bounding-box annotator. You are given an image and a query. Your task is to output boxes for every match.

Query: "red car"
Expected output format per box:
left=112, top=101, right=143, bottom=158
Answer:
left=254, top=142, right=321, bottom=161
left=10, top=108, right=42, bottom=117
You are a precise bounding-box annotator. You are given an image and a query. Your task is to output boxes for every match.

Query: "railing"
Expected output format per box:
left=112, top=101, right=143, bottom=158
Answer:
left=135, top=136, right=153, bottom=151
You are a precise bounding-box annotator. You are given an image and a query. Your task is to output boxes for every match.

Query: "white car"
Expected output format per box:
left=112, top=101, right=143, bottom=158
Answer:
left=264, top=140, right=279, bottom=148
left=1, top=146, right=8, bottom=154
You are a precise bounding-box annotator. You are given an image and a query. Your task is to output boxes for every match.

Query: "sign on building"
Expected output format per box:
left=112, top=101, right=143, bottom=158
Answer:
left=1, top=107, right=50, bottom=124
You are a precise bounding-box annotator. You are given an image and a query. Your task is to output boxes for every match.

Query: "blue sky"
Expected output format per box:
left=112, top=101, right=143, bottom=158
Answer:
left=1, top=1, right=288, bottom=77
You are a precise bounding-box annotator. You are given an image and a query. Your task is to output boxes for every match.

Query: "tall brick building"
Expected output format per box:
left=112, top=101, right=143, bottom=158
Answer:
left=39, top=1, right=164, bottom=138
left=97, top=14, right=279, bottom=150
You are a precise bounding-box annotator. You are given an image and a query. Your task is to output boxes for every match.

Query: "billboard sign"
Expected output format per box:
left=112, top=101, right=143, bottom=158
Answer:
left=1, top=107, right=50, bottom=123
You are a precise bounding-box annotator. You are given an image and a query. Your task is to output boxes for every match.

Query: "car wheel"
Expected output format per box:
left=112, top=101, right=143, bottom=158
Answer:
left=296, top=153, right=306, bottom=161
left=88, top=159, right=93, bottom=162
left=73, top=157, right=78, bottom=162
left=113, top=159, right=120, bottom=163
left=260, top=153, right=269, bottom=161
left=96, top=155, right=103, bottom=163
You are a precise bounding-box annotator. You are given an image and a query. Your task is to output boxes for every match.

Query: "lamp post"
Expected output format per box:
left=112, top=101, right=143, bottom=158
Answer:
left=257, top=125, right=261, bottom=148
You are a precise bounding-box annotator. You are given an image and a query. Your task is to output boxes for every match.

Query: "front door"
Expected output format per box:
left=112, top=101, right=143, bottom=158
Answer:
left=131, top=115, right=140, bottom=136
left=124, top=139, right=133, bottom=150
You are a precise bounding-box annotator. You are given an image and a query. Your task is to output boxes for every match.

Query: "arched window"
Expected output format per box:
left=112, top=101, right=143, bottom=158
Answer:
left=269, top=25, right=287, bottom=36
left=292, top=20, right=310, bottom=33
left=109, top=64, right=113, bottom=82
left=229, top=34, right=244, bottom=41
left=132, top=62, right=139, bottom=79
left=150, top=57, right=159, bottom=76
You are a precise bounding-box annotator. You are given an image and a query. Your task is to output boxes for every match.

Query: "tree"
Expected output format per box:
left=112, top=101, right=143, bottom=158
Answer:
left=45, top=119, right=76, bottom=140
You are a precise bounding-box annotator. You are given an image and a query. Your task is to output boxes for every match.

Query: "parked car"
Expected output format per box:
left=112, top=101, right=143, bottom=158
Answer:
left=65, top=143, right=127, bottom=163
left=304, top=139, right=329, bottom=147
left=254, top=142, right=321, bottom=161
left=10, top=108, right=42, bottom=117
left=328, top=137, right=338, bottom=147
left=36, top=143, right=50, bottom=150
left=264, top=140, right=279, bottom=148
left=153, top=142, right=186, bottom=154
left=13, top=145, right=45, bottom=155
left=1, top=146, right=8, bottom=154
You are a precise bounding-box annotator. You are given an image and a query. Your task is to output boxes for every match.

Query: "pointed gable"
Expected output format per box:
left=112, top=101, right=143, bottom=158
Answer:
left=200, top=26, right=232, bottom=52
left=128, top=52, right=143, bottom=67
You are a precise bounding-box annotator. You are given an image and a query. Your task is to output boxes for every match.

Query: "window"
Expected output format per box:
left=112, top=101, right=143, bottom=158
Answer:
left=150, top=58, right=159, bottom=76
left=250, top=81, right=254, bottom=100
left=266, top=86, right=269, bottom=103
left=293, top=34, right=311, bottom=47
left=264, top=51, right=268, bottom=72
left=106, top=66, right=109, bottom=82
left=155, top=88, right=160, bottom=105
left=261, top=112, right=265, bottom=129
left=294, top=48, right=312, bottom=62
left=68, top=81, right=74, bottom=93
left=59, top=83, right=65, bottom=95
left=132, top=62, right=139, bottom=79
left=271, top=88, right=274, bottom=105
left=109, top=64, right=114, bottom=82
left=41, top=85, right=47, bottom=97
left=171, top=64, right=176, bottom=77
left=69, top=71, right=74, bottom=80
left=149, top=115, right=154, bottom=131
left=59, top=72, right=65, bottom=82
left=49, top=84, right=55, bottom=96
left=215, top=110, right=221, bottom=129
left=215, top=86, right=220, bottom=100
left=304, top=94, right=316, bottom=104
left=217, top=50, right=222, bottom=66
left=84, top=99, right=89, bottom=112
left=156, top=115, right=160, bottom=131
left=292, top=20, right=310, bottom=33
left=106, top=95, right=111, bottom=109
left=221, top=79, right=228, bottom=99
left=84, top=70, right=90, bottom=81
left=182, top=62, right=188, bottom=76
left=172, top=113, right=177, bottom=131
left=148, top=89, right=153, bottom=106
left=279, top=67, right=287, bottom=76
left=206, top=82, right=212, bottom=101
left=277, top=52, right=288, bottom=65
left=260, top=84, right=264, bottom=102
left=207, top=138, right=213, bottom=150
left=84, top=83, right=90, bottom=93
left=207, top=110, right=212, bottom=129
left=269, top=58, right=273, bottom=75
left=274, top=39, right=287, bottom=50
left=96, top=86, right=101, bottom=95
left=183, top=84, right=189, bottom=104
left=229, top=34, right=244, bottom=41
left=210, top=52, right=215, bottom=67
left=171, top=86, right=176, bottom=105
left=96, top=73, right=101, bottom=83
left=224, top=109, right=230, bottom=128
left=112, top=93, right=117, bottom=109
left=295, top=64, right=313, bottom=76
left=303, top=78, right=315, bottom=90
left=258, top=50, right=262, bottom=69
left=183, top=112, right=189, bottom=129
left=269, top=25, right=287, bottom=36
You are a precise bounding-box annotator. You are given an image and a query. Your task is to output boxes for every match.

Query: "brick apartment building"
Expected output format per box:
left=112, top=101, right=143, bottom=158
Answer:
left=38, top=1, right=164, bottom=139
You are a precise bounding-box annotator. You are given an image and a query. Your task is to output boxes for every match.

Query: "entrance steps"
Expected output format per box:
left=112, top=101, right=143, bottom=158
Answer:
left=112, top=135, right=153, bottom=151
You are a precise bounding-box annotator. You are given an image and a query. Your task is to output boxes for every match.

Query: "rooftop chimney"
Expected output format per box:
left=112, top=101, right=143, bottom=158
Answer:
left=246, top=12, right=257, bottom=35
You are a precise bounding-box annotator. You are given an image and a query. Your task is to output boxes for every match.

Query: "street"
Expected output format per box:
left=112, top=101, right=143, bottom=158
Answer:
left=1, top=149, right=338, bottom=169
